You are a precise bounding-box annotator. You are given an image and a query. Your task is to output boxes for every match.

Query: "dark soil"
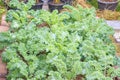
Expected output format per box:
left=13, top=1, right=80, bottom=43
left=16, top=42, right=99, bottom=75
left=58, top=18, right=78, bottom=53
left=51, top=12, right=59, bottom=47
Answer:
left=37, top=22, right=49, bottom=28
left=76, top=75, right=84, bottom=80
left=0, top=50, right=3, bottom=55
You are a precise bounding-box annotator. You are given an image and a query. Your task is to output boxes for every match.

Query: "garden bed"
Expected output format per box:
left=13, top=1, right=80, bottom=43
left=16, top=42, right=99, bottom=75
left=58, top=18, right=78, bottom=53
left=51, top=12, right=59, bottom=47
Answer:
left=0, top=0, right=120, bottom=80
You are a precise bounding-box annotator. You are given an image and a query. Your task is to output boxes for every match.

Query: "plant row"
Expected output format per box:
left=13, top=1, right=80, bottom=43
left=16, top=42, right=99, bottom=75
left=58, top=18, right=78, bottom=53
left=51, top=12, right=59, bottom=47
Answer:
left=0, top=0, right=120, bottom=80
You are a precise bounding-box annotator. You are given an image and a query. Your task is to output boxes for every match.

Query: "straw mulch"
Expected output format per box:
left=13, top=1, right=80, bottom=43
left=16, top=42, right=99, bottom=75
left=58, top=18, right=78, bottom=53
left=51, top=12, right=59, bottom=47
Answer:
left=72, top=0, right=91, bottom=8
left=97, top=10, right=120, bottom=20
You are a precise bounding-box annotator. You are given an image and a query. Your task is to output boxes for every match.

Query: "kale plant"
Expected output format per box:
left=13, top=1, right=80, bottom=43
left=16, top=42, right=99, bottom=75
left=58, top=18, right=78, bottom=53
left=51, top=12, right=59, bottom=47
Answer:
left=0, top=1, right=120, bottom=80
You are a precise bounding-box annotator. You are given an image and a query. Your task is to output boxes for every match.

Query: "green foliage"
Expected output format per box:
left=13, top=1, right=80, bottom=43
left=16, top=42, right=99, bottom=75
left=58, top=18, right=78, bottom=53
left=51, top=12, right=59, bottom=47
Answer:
left=87, top=0, right=98, bottom=9
left=0, top=1, right=120, bottom=80
left=8, top=0, right=35, bottom=11
left=0, top=0, right=6, bottom=23
left=0, top=8, right=5, bottom=14
left=116, top=2, right=120, bottom=11
left=0, top=0, right=4, bottom=5
left=0, top=8, right=6, bottom=23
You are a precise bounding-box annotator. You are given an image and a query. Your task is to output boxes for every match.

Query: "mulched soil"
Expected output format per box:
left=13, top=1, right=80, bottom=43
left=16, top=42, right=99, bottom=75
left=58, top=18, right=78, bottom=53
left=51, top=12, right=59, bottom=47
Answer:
left=97, top=10, right=120, bottom=20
